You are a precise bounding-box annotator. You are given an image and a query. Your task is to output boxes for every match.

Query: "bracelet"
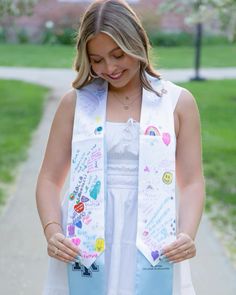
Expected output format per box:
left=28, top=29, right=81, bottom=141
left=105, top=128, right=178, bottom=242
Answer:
left=43, top=221, right=62, bottom=233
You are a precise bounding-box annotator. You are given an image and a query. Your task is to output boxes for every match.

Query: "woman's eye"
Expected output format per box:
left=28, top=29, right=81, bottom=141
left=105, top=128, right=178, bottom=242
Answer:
left=114, top=54, right=124, bottom=59
left=92, top=59, right=102, bottom=64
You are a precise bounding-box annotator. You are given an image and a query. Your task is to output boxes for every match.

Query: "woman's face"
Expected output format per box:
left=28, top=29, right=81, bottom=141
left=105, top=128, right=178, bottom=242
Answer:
left=87, top=32, right=140, bottom=89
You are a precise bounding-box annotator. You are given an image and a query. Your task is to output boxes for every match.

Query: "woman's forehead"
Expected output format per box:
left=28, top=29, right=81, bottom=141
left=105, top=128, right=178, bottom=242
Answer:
left=87, top=33, right=120, bottom=55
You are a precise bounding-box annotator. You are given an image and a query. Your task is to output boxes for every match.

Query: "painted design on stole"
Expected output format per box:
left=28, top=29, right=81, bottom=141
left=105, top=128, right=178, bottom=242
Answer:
left=67, top=142, right=105, bottom=262
left=138, top=124, right=176, bottom=265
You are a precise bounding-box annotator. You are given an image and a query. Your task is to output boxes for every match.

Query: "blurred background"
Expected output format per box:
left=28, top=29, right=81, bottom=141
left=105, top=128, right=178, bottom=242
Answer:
left=0, top=0, right=235, bottom=294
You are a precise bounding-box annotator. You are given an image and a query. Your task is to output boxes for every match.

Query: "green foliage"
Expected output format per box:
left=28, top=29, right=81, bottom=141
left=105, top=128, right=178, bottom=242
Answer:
left=16, top=28, right=29, bottom=43
left=0, top=80, right=48, bottom=204
left=0, top=0, right=37, bottom=18
left=148, top=31, right=193, bottom=47
left=0, top=26, right=7, bottom=43
left=41, top=25, right=77, bottom=46
left=148, top=31, right=229, bottom=47
left=41, top=28, right=57, bottom=45
left=159, top=0, right=236, bottom=42
left=55, top=27, right=77, bottom=46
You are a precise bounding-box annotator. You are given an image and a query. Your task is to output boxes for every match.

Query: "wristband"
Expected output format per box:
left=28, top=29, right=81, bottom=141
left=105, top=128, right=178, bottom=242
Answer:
left=43, top=221, right=62, bottom=233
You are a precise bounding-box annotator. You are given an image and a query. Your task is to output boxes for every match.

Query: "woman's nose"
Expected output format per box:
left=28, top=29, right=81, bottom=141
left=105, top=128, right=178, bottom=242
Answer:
left=104, top=60, right=116, bottom=75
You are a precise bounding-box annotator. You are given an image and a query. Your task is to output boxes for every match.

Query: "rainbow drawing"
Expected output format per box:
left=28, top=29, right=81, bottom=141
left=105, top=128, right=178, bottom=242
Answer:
left=144, top=125, right=161, bottom=136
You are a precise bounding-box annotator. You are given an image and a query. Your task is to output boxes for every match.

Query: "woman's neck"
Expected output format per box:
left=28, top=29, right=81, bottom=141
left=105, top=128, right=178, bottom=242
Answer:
left=108, top=72, right=142, bottom=96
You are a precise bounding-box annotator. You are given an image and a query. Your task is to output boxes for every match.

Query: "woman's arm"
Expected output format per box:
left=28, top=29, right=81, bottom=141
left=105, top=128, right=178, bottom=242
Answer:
left=36, top=89, right=80, bottom=263
left=163, top=89, right=205, bottom=263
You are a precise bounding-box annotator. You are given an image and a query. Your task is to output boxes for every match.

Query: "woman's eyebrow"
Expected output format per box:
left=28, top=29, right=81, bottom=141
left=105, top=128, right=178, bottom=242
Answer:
left=89, top=47, right=121, bottom=57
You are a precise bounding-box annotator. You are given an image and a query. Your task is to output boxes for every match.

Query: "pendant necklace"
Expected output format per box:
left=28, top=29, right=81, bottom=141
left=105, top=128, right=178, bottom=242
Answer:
left=112, top=91, right=141, bottom=111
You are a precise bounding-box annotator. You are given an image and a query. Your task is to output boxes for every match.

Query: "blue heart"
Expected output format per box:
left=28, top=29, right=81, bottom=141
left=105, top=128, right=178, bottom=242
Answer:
left=75, top=221, right=82, bottom=229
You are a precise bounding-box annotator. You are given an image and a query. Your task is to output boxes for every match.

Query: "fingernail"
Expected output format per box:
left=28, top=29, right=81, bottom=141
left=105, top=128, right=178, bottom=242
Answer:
left=74, top=255, right=81, bottom=262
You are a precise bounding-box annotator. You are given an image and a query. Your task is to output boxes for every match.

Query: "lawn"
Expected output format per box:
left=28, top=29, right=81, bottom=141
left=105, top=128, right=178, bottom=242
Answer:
left=180, top=79, right=236, bottom=213
left=0, top=80, right=49, bottom=205
left=0, top=43, right=235, bottom=68
left=179, top=79, right=236, bottom=263
left=151, top=45, right=236, bottom=68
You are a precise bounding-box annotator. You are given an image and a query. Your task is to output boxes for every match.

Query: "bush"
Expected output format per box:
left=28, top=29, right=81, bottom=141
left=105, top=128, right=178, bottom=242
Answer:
left=55, top=27, right=76, bottom=45
left=148, top=31, right=230, bottom=47
left=41, top=28, right=57, bottom=45
left=16, top=28, right=29, bottom=44
left=148, top=31, right=193, bottom=47
left=0, top=26, right=6, bottom=43
left=41, top=26, right=76, bottom=45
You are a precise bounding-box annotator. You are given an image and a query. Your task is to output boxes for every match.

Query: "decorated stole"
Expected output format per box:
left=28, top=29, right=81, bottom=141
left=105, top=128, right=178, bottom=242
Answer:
left=66, top=75, right=182, bottom=295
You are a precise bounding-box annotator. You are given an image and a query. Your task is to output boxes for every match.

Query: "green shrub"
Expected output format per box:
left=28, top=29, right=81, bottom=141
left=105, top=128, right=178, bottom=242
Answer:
left=0, top=26, right=6, bottom=43
left=16, top=28, right=29, bottom=44
left=41, top=28, right=57, bottom=45
left=148, top=31, right=230, bottom=47
left=148, top=31, right=193, bottom=47
left=55, top=28, right=76, bottom=45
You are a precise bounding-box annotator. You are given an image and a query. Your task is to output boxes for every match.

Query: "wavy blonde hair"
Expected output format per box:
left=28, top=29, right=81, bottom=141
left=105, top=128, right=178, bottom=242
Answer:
left=72, top=0, right=161, bottom=94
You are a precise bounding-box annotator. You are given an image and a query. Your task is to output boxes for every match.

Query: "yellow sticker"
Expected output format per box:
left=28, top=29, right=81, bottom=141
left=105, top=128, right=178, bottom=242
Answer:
left=162, top=172, right=173, bottom=185
left=96, top=116, right=101, bottom=123
left=95, top=238, right=105, bottom=252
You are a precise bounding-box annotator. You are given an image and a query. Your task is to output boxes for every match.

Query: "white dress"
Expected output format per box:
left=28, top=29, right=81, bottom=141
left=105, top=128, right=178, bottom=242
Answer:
left=43, top=119, right=196, bottom=295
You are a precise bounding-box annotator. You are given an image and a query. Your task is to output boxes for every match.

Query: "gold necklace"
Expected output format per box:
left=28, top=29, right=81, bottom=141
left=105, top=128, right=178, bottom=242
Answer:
left=112, top=91, right=142, bottom=111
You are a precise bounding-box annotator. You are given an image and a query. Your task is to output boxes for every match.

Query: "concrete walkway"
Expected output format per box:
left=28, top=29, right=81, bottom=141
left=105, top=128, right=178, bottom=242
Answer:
left=0, top=66, right=236, bottom=294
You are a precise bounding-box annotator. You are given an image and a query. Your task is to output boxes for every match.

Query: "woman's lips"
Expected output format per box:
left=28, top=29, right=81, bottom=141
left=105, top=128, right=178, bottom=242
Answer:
left=107, top=70, right=125, bottom=80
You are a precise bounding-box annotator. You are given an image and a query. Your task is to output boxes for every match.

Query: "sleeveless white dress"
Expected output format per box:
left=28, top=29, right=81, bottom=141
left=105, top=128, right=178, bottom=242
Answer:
left=43, top=118, right=196, bottom=295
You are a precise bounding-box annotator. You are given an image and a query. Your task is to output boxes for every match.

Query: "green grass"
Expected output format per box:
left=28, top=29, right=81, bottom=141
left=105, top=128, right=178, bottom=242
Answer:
left=179, top=79, right=236, bottom=260
left=0, top=44, right=76, bottom=68
left=0, top=43, right=236, bottom=68
left=151, top=45, right=236, bottom=68
left=179, top=80, right=236, bottom=211
left=0, top=80, right=49, bottom=205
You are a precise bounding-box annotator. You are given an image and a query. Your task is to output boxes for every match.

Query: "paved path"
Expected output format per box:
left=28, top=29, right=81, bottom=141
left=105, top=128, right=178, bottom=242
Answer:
left=0, top=66, right=236, bottom=294
left=1, top=66, right=236, bottom=88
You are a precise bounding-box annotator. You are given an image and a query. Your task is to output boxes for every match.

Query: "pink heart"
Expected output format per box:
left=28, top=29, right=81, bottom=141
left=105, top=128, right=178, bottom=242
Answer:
left=144, top=166, right=150, bottom=172
left=162, top=133, right=171, bottom=146
left=72, top=238, right=81, bottom=246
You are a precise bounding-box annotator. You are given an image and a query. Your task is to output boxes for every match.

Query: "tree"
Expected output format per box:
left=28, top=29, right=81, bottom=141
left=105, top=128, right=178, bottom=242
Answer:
left=159, top=0, right=236, bottom=81
left=0, top=0, right=37, bottom=19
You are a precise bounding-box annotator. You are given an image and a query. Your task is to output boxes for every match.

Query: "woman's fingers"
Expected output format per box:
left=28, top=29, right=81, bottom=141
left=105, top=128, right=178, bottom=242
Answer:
left=162, top=232, right=196, bottom=263
left=48, top=233, right=81, bottom=263
left=165, top=244, right=196, bottom=262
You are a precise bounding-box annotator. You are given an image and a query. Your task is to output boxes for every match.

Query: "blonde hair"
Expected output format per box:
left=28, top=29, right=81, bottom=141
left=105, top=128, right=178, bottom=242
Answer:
left=72, top=0, right=161, bottom=94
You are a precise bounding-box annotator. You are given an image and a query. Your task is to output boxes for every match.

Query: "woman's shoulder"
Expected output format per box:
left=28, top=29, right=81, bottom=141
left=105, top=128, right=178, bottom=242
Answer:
left=58, top=88, right=77, bottom=112
left=55, top=89, right=77, bottom=121
left=175, top=86, right=199, bottom=118
left=60, top=88, right=77, bottom=107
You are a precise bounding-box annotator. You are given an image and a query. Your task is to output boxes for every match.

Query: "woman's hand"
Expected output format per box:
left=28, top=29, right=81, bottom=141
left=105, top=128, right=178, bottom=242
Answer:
left=47, top=232, right=81, bottom=264
left=162, top=233, right=196, bottom=263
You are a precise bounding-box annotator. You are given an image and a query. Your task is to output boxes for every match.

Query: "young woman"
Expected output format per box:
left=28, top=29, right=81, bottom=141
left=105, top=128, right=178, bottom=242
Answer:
left=36, top=1, right=205, bottom=294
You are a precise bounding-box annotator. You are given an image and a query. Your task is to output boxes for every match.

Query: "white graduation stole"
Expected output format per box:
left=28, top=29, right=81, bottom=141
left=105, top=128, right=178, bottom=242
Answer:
left=66, top=75, right=182, bottom=294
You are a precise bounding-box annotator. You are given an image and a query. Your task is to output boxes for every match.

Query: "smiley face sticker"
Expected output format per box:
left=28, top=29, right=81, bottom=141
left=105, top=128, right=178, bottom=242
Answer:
left=95, top=238, right=105, bottom=252
left=162, top=172, right=173, bottom=185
